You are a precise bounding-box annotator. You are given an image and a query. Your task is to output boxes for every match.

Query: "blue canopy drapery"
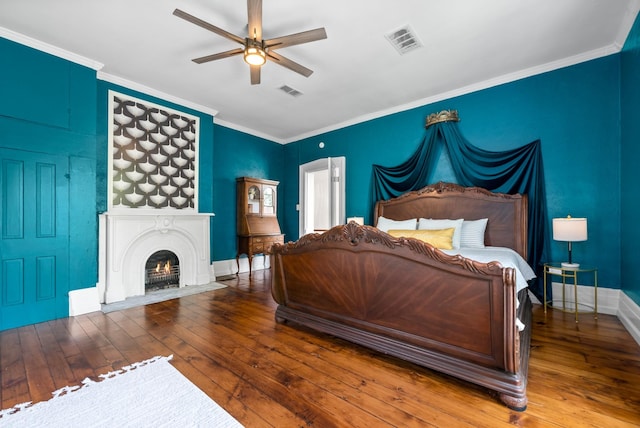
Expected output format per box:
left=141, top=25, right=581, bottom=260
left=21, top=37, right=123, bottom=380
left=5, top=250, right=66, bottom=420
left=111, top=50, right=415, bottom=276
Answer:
left=372, top=119, right=549, bottom=302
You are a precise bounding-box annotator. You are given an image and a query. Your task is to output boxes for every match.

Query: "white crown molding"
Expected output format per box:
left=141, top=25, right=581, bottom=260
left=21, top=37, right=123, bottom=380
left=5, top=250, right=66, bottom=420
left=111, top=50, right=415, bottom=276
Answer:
left=0, top=26, right=104, bottom=70
left=3, top=22, right=632, bottom=146
left=284, top=44, right=623, bottom=144
left=218, top=39, right=625, bottom=144
left=616, top=0, right=640, bottom=50
left=213, top=118, right=285, bottom=144
left=97, top=71, right=218, bottom=119
left=2, top=27, right=220, bottom=122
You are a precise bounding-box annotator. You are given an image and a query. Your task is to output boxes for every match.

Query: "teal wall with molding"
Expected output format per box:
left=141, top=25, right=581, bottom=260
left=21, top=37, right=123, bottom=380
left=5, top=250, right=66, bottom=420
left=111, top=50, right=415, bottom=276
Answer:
left=284, top=55, right=621, bottom=291
left=621, top=13, right=640, bottom=305
left=0, top=37, right=98, bottom=308
left=2, top=13, right=639, bottom=329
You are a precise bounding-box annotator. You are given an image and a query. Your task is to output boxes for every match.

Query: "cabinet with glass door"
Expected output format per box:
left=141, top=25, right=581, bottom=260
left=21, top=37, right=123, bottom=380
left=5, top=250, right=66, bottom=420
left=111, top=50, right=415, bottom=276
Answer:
left=236, top=177, right=284, bottom=275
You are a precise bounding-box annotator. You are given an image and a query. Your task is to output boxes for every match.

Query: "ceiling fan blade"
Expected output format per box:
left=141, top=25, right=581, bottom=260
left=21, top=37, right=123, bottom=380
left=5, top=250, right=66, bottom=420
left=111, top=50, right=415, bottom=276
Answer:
left=267, top=51, right=313, bottom=77
left=265, top=28, right=327, bottom=50
left=173, top=8, right=245, bottom=45
left=250, top=64, right=261, bottom=85
left=247, top=0, right=262, bottom=40
left=193, top=48, right=244, bottom=64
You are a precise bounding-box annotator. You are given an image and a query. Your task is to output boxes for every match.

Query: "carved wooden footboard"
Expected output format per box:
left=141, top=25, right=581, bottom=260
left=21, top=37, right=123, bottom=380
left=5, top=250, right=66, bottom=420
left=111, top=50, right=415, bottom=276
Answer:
left=271, top=220, right=531, bottom=410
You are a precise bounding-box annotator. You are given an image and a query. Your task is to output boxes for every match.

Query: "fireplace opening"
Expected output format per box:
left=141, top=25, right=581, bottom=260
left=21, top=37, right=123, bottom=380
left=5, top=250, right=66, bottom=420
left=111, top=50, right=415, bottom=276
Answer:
left=145, top=250, right=180, bottom=291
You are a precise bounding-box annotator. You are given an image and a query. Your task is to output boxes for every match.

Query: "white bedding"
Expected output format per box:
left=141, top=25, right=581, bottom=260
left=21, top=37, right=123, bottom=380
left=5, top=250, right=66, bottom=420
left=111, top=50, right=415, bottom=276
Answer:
left=441, top=246, right=536, bottom=331
left=441, top=246, right=536, bottom=294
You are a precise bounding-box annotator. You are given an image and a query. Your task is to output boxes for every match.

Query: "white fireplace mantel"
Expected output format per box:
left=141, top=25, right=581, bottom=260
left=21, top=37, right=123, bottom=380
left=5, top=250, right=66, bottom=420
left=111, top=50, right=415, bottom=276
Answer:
left=97, top=212, right=214, bottom=304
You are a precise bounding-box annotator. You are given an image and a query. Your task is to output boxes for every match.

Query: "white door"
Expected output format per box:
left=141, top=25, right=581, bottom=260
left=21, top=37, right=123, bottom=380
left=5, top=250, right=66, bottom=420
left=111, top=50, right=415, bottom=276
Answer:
left=299, top=157, right=345, bottom=237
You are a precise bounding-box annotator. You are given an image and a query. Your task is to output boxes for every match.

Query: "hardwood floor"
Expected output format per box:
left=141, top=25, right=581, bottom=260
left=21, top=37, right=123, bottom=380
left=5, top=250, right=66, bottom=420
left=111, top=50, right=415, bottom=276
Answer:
left=2, top=270, right=640, bottom=427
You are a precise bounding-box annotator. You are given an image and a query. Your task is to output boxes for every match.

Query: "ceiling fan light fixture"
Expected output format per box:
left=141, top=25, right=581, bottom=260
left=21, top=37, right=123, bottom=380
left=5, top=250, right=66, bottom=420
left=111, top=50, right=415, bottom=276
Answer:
left=244, top=44, right=266, bottom=66
left=174, top=2, right=327, bottom=84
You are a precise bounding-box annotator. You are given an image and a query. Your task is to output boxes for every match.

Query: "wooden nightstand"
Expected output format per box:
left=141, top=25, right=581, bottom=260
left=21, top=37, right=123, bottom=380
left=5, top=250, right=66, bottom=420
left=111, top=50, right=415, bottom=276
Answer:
left=543, top=263, right=598, bottom=322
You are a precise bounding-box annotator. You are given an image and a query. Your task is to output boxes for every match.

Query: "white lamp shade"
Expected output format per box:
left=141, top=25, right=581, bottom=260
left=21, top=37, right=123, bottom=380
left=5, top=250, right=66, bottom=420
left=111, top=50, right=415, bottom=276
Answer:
left=552, top=217, right=588, bottom=242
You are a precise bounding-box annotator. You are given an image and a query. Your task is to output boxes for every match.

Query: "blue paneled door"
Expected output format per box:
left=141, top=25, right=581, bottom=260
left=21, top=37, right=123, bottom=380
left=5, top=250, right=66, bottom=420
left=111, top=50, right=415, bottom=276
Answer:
left=1, top=148, right=69, bottom=331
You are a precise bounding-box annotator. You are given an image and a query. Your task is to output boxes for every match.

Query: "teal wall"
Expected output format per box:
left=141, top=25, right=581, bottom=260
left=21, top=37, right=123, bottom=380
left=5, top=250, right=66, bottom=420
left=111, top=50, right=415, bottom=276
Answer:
left=2, top=16, right=638, bottom=325
left=212, top=125, right=284, bottom=261
left=284, top=55, right=622, bottom=289
left=0, top=37, right=98, bottom=294
left=621, top=13, right=640, bottom=305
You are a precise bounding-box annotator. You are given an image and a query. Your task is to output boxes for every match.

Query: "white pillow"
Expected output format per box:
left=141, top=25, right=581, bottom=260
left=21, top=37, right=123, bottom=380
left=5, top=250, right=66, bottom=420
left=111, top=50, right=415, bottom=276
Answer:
left=418, top=218, right=464, bottom=249
left=376, top=216, right=417, bottom=233
left=460, top=218, right=488, bottom=248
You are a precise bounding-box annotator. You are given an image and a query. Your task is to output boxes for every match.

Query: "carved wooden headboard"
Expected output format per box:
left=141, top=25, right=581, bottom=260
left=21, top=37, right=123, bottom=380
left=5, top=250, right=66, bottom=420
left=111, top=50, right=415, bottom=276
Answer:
left=373, top=182, right=528, bottom=259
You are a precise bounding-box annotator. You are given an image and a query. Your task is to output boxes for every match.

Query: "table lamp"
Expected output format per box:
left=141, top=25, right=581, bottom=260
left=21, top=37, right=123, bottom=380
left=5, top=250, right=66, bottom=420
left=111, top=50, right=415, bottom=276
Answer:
left=552, top=215, right=588, bottom=269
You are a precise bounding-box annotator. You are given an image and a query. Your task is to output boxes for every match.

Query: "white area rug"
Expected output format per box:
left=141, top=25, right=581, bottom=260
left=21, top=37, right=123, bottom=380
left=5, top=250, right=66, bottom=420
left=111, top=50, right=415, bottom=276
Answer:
left=0, top=355, right=243, bottom=428
left=101, top=282, right=227, bottom=313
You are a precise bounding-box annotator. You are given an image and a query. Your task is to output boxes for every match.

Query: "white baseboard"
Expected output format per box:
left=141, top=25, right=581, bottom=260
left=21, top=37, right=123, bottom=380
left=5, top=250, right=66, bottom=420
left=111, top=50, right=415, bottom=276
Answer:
left=530, top=282, right=620, bottom=315
left=531, top=281, right=640, bottom=346
left=72, top=258, right=264, bottom=316
left=551, top=281, right=620, bottom=315
left=618, top=292, right=640, bottom=346
left=72, top=262, right=219, bottom=316
left=212, top=255, right=270, bottom=278
left=69, top=287, right=102, bottom=316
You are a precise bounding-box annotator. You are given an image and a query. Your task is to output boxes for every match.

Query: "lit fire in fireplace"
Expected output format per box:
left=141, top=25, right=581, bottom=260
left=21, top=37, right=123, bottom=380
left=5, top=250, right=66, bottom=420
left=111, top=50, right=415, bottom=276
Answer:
left=146, top=255, right=179, bottom=290
left=156, top=260, right=172, bottom=274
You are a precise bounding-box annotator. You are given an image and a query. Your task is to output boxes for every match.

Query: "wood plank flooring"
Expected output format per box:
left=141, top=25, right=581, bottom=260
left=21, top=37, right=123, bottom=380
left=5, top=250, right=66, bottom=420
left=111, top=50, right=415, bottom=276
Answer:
left=1, top=269, right=639, bottom=427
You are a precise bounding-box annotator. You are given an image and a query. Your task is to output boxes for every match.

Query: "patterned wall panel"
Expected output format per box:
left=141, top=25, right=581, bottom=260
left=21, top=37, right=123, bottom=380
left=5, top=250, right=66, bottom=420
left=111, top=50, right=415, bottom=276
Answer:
left=109, top=91, right=199, bottom=210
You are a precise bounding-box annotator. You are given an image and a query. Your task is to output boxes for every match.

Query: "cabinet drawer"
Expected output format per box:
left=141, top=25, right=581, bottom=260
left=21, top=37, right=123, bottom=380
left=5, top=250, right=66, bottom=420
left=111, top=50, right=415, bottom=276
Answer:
left=263, top=235, right=284, bottom=253
left=263, top=242, right=275, bottom=253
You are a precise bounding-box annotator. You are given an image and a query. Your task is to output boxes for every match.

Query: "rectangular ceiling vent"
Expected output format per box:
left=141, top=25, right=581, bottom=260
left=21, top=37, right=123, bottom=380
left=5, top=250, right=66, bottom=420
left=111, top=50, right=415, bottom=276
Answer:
left=385, top=25, right=423, bottom=55
left=279, top=85, right=303, bottom=97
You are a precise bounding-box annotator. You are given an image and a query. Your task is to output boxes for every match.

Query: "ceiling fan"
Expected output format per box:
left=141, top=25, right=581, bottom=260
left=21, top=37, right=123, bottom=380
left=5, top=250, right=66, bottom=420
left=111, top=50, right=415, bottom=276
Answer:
left=173, top=0, right=327, bottom=85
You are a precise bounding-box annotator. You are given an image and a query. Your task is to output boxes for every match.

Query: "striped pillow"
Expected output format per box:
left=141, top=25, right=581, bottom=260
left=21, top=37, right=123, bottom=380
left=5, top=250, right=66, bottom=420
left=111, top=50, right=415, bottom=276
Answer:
left=460, top=218, right=488, bottom=248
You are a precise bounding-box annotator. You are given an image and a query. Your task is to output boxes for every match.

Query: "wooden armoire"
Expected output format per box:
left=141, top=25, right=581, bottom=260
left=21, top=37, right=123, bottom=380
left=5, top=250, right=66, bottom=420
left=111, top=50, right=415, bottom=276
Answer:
left=236, top=177, right=284, bottom=275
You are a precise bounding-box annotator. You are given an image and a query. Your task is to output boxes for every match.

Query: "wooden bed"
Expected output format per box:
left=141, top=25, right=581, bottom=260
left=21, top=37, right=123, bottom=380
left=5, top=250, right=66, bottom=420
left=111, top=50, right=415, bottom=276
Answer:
left=270, top=182, right=532, bottom=410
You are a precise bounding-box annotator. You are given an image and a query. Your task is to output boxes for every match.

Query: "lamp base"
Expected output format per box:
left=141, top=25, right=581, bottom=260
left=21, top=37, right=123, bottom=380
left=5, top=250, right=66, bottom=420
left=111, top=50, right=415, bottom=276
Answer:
left=561, top=262, right=580, bottom=270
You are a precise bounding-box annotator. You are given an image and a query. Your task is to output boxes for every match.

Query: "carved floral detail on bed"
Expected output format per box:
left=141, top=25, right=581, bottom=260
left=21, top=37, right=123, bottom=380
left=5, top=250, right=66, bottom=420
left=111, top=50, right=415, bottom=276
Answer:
left=271, top=183, right=532, bottom=410
left=286, top=222, right=509, bottom=277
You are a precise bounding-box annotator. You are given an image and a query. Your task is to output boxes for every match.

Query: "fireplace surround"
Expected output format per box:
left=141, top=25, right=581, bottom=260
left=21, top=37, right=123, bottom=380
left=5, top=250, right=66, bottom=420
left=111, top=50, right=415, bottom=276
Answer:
left=98, top=212, right=214, bottom=304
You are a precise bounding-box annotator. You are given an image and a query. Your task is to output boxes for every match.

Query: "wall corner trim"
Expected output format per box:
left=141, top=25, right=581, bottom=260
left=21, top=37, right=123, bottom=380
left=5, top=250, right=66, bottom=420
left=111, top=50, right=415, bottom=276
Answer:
left=618, top=291, right=640, bottom=347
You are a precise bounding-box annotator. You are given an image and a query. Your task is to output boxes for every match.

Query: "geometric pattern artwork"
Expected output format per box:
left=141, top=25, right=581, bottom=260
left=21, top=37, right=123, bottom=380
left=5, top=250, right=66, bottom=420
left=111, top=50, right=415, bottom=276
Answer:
left=109, top=91, right=199, bottom=210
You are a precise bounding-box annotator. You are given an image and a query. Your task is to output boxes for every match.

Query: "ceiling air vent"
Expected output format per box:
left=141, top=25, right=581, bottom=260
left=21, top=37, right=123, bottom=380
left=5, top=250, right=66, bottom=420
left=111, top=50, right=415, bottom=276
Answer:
left=279, top=85, right=303, bottom=97
left=385, top=25, right=423, bottom=55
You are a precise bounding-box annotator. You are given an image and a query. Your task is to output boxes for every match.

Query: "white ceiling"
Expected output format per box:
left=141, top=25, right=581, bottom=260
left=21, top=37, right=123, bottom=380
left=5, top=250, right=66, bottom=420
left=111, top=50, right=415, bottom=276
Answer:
left=1, top=1, right=639, bottom=143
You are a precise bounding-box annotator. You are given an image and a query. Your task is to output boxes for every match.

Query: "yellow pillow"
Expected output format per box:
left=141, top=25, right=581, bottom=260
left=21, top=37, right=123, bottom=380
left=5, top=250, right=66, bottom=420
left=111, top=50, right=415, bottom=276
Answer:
left=387, top=228, right=455, bottom=250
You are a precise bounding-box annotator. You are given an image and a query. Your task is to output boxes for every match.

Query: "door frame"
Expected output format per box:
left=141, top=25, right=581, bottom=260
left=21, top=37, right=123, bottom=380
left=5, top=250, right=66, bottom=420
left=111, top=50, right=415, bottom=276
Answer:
left=298, top=157, right=346, bottom=237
